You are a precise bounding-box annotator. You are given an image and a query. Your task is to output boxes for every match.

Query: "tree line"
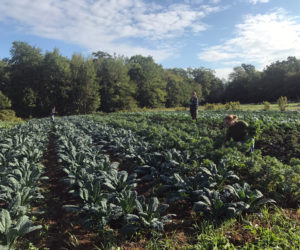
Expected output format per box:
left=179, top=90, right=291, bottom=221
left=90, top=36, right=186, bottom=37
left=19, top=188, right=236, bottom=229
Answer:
left=0, top=41, right=300, bottom=118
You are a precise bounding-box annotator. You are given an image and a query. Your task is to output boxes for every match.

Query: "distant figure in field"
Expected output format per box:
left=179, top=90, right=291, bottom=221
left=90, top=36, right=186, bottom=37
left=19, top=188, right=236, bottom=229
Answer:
left=224, top=114, right=248, bottom=141
left=190, top=91, right=199, bottom=121
left=50, top=106, right=56, bottom=122
left=224, top=114, right=255, bottom=153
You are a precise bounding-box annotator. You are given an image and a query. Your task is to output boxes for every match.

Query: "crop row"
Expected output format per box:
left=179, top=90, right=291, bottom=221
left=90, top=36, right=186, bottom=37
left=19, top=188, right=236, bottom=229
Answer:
left=87, top=111, right=300, bottom=207
left=0, top=120, right=51, bottom=249
left=52, top=116, right=276, bottom=241
left=54, top=118, right=175, bottom=240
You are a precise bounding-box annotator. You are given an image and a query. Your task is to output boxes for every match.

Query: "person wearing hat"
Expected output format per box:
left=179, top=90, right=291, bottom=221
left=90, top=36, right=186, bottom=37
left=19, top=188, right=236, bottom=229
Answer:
left=190, top=91, right=199, bottom=121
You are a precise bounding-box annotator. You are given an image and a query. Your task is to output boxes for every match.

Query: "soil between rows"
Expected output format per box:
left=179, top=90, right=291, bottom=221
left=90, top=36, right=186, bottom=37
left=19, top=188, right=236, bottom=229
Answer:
left=21, top=128, right=98, bottom=250
left=23, top=128, right=195, bottom=249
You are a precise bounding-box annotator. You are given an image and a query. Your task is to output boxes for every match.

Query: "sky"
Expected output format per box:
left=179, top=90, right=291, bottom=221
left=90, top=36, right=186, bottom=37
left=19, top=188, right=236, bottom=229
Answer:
left=1, top=0, right=300, bottom=80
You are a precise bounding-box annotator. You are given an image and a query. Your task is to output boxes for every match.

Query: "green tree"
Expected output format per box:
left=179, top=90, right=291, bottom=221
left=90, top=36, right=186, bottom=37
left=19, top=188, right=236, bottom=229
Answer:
left=262, top=57, right=300, bottom=101
left=8, top=41, right=43, bottom=117
left=0, top=90, right=12, bottom=109
left=225, top=64, right=261, bottom=103
left=69, top=54, right=100, bottom=114
left=95, top=54, right=137, bottom=112
left=39, top=48, right=71, bottom=115
left=284, top=72, right=300, bottom=100
left=128, top=55, right=166, bottom=108
left=166, top=68, right=202, bottom=107
left=0, top=59, right=10, bottom=95
left=165, top=70, right=185, bottom=107
left=21, top=88, right=36, bottom=117
left=189, top=67, right=222, bottom=103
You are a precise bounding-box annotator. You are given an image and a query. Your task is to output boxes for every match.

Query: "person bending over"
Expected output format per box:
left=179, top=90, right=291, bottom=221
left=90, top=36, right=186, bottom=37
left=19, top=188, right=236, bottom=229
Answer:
left=224, top=114, right=249, bottom=142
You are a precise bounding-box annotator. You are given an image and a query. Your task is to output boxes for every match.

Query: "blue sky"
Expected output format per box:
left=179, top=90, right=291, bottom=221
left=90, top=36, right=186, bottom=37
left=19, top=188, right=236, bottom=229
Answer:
left=1, top=0, right=300, bottom=79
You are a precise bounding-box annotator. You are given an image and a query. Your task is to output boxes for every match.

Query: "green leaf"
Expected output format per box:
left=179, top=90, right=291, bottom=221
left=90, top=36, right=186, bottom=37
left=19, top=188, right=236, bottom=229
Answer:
left=79, top=188, right=89, bottom=202
left=193, top=201, right=210, bottom=213
left=227, top=207, right=237, bottom=217
left=119, top=171, right=128, bottom=183
left=141, top=216, right=151, bottom=227
left=199, top=167, right=212, bottom=176
left=136, top=196, right=145, bottom=213
left=14, top=215, right=42, bottom=236
left=254, top=198, right=276, bottom=207
left=151, top=220, right=164, bottom=231
left=62, top=205, right=80, bottom=212
left=149, top=197, right=159, bottom=213
left=103, top=182, right=116, bottom=191
left=121, top=224, right=139, bottom=236
left=0, top=209, right=11, bottom=234
left=125, top=214, right=139, bottom=222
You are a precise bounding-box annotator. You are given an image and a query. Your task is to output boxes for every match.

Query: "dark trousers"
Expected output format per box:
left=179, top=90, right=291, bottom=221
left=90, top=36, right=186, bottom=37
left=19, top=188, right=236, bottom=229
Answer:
left=190, top=108, right=198, bottom=120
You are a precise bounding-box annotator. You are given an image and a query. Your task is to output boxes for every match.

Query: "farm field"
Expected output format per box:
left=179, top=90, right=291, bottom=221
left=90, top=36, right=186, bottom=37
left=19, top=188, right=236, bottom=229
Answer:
left=234, top=102, right=300, bottom=112
left=0, top=110, right=300, bottom=249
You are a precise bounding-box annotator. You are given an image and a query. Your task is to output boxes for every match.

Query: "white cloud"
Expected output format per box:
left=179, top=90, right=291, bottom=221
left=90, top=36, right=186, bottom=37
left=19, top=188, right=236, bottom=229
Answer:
left=0, top=0, right=222, bottom=62
left=198, top=9, right=300, bottom=70
left=214, top=67, right=233, bottom=80
left=248, top=0, right=269, bottom=4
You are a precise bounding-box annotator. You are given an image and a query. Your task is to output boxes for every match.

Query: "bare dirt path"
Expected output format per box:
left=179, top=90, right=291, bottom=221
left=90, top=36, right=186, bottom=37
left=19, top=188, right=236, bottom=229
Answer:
left=24, top=127, right=98, bottom=250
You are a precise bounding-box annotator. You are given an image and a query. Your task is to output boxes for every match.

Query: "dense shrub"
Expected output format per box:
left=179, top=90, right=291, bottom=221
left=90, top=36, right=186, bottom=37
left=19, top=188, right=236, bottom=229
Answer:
left=0, top=109, right=22, bottom=122
left=277, top=96, right=288, bottom=111
left=204, top=103, right=224, bottom=110
left=225, top=101, right=241, bottom=111
left=204, top=102, right=241, bottom=111
left=263, top=101, right=270, bottom=111
left=0, top=91, right=11, bottom=109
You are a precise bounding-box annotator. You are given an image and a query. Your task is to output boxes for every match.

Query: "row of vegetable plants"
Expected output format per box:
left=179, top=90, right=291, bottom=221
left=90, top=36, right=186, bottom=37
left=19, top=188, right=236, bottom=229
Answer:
left=53, top=118, right=175, bottom=245
left=88, top=110, right=300, bottom=156
left=68, top=116, right=276, bottom=224
left=0, top=110, right=298, bottom=248
left=87, top=111, right=300, bottom=207
left=0, top=119, right=51, bottom=249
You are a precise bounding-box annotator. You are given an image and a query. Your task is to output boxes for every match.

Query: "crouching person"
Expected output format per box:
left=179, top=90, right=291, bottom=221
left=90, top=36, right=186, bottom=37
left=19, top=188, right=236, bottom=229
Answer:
left=224, top=114, right=255, bottom=153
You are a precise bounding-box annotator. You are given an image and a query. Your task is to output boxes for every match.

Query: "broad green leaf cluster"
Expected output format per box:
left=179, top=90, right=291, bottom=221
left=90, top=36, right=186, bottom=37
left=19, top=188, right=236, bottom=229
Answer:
left=55, top=119, right=174, bottom=235
left=0, top=120, right=50, bottom=248
left=52, top=111, right=299, bottom=240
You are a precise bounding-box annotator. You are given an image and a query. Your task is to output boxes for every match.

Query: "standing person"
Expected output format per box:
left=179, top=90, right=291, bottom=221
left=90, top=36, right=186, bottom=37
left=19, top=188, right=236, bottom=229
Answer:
left=50, top=106, right=56, bottom=122
left=190, top=91, right=199, bottom=121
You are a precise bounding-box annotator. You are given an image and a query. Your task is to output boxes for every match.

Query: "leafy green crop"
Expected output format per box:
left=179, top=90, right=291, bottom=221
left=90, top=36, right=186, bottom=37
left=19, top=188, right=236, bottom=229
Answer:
left=122, top=196, right=175, bottom=235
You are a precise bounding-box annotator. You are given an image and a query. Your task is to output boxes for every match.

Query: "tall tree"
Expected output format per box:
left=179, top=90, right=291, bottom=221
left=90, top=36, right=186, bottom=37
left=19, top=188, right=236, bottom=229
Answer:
left=0, top=59, right=10, bottom=95
left=69, top=54, right=100, bottom=114
left=262, top=57, right=300, bottom=101
left=128, top=55, right=166, bottom=108
left=0, top=90, right=11, bottom=110
left=95, top=54, right=136, bottom=112
left=164, top=69, right=202, bottom=107
left=189, top=67, right=221, bottom=103
left=165, top=70, right=185, bottom=107
left=8, top=41, right=43, bottom=117
left=21, top=88, right=36, bottom=117
left=39, top=48, right=71, bottom=115
left=225, top=64, right=261, bottom=103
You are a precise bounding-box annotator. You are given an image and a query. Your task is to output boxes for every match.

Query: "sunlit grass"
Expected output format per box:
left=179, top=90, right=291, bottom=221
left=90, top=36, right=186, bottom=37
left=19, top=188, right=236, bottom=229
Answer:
left=110, top=102, right=300, bottom=113
left=239, top=102, right=300, bottom=111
